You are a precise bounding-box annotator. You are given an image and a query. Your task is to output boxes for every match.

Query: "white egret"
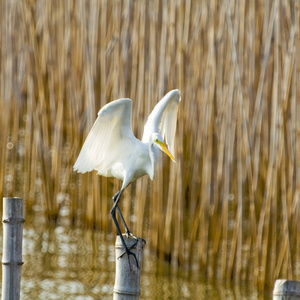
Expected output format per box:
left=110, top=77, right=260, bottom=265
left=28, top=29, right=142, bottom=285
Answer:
left=74, top=89, right=181, bottom=267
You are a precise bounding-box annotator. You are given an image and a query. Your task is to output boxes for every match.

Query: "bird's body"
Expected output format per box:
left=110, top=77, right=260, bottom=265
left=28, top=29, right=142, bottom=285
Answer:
left=103, top=139, right=155, bottom=184
left=74, top=89, right=181, bottom=267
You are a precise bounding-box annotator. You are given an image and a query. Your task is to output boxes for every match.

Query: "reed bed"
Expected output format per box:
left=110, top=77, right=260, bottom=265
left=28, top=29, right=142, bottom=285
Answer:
left=1, top=0, right=300, bottom=291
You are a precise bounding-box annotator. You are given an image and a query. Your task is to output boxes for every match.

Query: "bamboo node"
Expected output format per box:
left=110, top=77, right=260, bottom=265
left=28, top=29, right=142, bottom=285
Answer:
left=2, top=261, right=24, bottom=265
left=2, top=218, right=25, bottom=224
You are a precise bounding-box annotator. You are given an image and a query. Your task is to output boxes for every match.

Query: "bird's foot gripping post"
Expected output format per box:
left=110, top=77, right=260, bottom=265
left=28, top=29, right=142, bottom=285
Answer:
left=118, top=236, right=146, bottom=269
left=113, top=235, right=146, bottom=300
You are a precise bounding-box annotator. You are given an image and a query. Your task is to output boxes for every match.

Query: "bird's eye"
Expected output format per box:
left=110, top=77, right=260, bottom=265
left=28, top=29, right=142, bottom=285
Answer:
left=155, top=138, right=159, bottom=142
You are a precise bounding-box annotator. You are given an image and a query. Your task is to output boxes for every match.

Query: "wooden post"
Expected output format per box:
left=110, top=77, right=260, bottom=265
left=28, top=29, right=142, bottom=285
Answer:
left=113, top=235, right=145, bottom=300
left=273, top=279, right=300, bottom=299
left=1, top=197, right=24, bottom=300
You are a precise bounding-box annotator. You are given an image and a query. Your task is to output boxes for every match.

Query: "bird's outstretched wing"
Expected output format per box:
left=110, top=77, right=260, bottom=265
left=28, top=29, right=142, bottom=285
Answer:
left=74, top=98, right=134, bottom=174
left=142, top=89, right=181, bottom=155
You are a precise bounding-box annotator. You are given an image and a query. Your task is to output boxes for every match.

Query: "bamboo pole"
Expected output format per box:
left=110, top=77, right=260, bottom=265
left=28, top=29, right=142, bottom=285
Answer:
left=273, top=280, right=300, bottom=299
left=113, top=236, right=145, bottom=300
left=1, top=197, right=24, bottom=300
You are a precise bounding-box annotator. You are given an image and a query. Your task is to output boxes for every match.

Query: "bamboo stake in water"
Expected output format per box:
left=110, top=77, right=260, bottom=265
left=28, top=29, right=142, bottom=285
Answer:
left=273, top=280, right=300, bottom=300
left=2, top=197, right=24, bottom=300
left=113, top=236, right=145, bottom=300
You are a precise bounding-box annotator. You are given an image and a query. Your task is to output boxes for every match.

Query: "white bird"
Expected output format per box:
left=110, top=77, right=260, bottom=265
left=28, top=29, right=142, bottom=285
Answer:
left=74, top=89, right=181, bottom=267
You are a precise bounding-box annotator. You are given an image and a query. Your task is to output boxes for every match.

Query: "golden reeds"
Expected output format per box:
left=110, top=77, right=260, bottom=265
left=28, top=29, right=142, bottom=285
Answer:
left=1, top=0, right=300, bottom=292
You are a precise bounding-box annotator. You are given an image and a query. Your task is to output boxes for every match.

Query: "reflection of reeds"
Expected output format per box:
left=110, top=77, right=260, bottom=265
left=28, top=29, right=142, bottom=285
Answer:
left=1, top=0, right=299, bottom=291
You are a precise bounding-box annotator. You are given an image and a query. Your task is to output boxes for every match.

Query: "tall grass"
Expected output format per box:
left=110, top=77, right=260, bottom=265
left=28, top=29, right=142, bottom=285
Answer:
left=1, top=0, right=299, bottom=291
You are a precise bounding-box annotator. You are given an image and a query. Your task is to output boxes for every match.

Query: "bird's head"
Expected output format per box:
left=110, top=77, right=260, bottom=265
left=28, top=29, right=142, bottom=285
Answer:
left=152, top=133, right=176, bottom=162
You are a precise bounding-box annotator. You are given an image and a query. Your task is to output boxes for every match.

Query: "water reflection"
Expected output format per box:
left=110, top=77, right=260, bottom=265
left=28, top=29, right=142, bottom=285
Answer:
left=20, top=224, right=115, bottom=299
left=0, top=221, right=272, bottom=299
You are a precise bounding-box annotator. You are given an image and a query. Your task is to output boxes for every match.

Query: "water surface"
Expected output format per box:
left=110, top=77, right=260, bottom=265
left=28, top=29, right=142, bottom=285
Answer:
left=0, top=219, right=273, bottom=299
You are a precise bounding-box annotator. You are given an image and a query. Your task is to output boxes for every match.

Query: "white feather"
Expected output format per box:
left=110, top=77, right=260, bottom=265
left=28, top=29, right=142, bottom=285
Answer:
left=142, top=89, right=181, bottom=155
left=73, top=98, right=135, bottom=177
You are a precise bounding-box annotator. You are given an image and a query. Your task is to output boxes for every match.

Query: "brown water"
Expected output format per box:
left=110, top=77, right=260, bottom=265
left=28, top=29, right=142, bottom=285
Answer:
left=0, top=217, right=272, bottom=299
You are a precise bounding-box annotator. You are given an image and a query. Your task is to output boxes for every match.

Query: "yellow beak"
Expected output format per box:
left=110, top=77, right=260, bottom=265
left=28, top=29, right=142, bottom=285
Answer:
left=156, top=140, right=176, bottom=162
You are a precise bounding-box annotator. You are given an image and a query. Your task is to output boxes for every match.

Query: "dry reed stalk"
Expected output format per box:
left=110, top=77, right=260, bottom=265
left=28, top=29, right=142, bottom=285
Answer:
left=257, top=4, right=280, bottom=288
left=101, top=177, right=109, bottom=233
left=66, top=72, right=83, bottom=224
left=163, top=161, right=176, bottom=258
left=24, top=77, right=35, bottom=209
left=250, top=0, right=278, bottom=146
left=196, top=0, right=216, bottom=269
left=219, top=22, right=237, bottom=279
left=236, top=101, right=244, bottom=283
left=84, top=173, right=94, bottom=228
left=99, top=0, right=107, bottom=108
left=185, top=96, right=202, bottom=261
left=150, top=165, right=163, bottom=252
left=157, top=0, right=168, bottom=96
left=8, top=99, right=19, bottom=196
left=281, top=4, right=297, bottom=234
left=136, top=0, right=146, bottom=104
left=224, top=87, right=238, bottom=282
left=224, top=0, right=243, bottom=282
left=176, top=1, right=194, bottom=250
left=0, top=102, right=9, bottom=201
left=173, top=114, right=185, bottom=266
left=210, top=4, right=226, bottom=269
left=272, top=4, right=296, bottom=280
left=188, top=109, right=202, bottom=268
left=274, top=150, right=291, bottom=278
left=250, top=0, right=276, bottom=286
left=135, top=178, right=148, bottom=238
left=93, top=175, right=101, bottom=227
left=293, top=2, right=300, bottom=270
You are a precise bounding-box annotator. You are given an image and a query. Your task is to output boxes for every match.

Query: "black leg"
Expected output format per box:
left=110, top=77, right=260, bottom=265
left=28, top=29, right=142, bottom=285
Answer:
left=112, top=191, right=138, bottom=239
left=111, top=189, right=139, bottom=269
left=112, top=191, right=130, bottom=234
